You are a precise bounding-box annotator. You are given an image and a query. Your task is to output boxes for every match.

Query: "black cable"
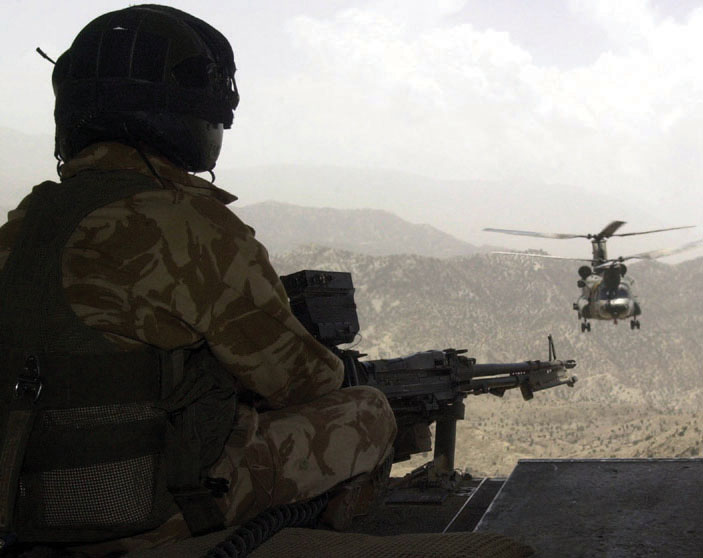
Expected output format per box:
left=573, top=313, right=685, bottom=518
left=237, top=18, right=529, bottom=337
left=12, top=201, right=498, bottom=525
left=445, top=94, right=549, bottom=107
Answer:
left=134, top=144, right=171, bottom=191
left=205, top=492, right=329, bottom=558
left=36, top=47, right=56, bottom=65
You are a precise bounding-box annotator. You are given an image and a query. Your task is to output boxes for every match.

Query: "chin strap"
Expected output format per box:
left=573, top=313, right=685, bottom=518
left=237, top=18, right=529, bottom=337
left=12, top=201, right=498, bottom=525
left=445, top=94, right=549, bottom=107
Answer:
left=133, top=143, right=173, bottom=191
left=55, top=156, right=64, bottom=180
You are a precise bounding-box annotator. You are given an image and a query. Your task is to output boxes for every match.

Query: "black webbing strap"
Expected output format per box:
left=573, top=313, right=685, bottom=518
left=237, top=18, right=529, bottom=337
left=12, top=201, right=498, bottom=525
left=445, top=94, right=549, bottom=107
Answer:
left=0, top=408, right=35, bottom=532
left=0, top=347, right=42, bottom=533
left=166, top=424, right=225, bottom=536
left=171, top=490, right=225, bottom=537
left=161, top=348, right=230, bottom=536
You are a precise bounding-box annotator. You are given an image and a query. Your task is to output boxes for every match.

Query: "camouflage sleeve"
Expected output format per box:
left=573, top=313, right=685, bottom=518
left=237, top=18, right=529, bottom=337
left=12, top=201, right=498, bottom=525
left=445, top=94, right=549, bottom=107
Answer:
left=3, top=176, right=343, bottom=407
left=173, top=194, right=344, bottom=408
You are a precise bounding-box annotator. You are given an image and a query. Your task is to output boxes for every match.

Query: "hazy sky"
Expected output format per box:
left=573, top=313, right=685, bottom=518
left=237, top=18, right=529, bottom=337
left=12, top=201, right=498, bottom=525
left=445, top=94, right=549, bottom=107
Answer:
left=2, top=0, right=703, bottom=257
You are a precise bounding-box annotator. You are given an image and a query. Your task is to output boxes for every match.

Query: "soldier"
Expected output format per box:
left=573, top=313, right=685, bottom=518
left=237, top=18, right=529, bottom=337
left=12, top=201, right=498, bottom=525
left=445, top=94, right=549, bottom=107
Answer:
left=0, top=5, right=396, bottom=555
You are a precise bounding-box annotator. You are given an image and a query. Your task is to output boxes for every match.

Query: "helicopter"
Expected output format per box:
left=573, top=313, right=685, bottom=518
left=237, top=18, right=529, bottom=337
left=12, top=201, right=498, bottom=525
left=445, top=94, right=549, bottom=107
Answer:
left=483, top=221, right=701, bottom=332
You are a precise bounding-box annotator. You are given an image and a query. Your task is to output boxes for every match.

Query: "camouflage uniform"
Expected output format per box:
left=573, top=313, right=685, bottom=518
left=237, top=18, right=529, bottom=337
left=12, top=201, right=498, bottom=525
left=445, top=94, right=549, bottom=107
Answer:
left=0, top=142, right=396, bottom=554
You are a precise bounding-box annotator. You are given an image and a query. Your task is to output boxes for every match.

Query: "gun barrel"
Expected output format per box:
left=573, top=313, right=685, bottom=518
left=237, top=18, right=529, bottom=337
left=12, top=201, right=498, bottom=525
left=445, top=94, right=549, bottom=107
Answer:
left=281, top=270, right=581, bottom=467
left=471, top=359, right=575, bottom=377
left=466, top=371, right=576, bottom=399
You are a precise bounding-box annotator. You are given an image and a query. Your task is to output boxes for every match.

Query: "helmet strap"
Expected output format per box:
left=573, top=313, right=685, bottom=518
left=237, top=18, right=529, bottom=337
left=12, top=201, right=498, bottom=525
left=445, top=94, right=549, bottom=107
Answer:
left=55, top=153, right=64, bottom=179
left=134, top=144, right=171, bottom=191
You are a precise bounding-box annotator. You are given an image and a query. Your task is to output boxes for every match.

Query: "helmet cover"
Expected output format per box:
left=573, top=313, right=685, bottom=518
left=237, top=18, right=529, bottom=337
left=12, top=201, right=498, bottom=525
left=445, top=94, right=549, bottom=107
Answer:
left=53, top=4, right=239, bottom=171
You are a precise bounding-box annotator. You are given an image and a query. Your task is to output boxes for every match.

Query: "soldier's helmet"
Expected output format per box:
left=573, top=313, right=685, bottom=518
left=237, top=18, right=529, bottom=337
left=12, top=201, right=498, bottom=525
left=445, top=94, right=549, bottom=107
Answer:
left=52, top=4, right=239, bottom=172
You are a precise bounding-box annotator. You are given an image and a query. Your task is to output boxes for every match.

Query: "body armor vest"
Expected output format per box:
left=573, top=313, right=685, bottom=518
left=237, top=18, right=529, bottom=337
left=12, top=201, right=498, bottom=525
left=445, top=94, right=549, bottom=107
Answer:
left=0, top=170, right=236, bottom=544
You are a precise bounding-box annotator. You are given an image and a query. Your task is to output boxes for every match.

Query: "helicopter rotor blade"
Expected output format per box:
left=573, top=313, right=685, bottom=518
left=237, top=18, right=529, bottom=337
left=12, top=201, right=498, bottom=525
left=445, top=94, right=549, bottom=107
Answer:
left=593, top=260, right=624, bottom=271
left=491, top=251, right=593, bottom=262
left=612, top=225, right=696, bottom=238
left=619, top=238, right=703, bottom=261
left=483, top=228, right=587, bottom=240
left=595, top=220, right=626, bottom=239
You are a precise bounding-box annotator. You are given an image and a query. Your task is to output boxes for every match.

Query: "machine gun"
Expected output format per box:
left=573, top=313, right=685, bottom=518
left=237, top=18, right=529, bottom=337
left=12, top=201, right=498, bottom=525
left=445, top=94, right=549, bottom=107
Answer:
left=280, top=270, right=577, bottom=477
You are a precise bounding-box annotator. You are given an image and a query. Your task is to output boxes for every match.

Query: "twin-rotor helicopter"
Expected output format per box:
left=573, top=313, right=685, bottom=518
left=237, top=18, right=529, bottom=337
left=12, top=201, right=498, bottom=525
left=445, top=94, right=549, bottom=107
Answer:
left=484, top=221, right=701, bottom=332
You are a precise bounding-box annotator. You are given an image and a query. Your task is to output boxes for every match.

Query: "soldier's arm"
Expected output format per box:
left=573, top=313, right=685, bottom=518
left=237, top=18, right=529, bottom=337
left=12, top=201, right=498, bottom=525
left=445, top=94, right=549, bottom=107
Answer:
left=62, top=189, right=343, bottom=408
left=183, top=195, right=344, bottom=408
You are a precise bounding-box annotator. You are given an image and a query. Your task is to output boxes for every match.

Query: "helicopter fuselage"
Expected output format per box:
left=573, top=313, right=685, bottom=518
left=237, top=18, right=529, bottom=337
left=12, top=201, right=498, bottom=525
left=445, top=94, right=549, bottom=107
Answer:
left=484, top=220, right=697, bottom=332
left=575, top=273, right=641, bottom=323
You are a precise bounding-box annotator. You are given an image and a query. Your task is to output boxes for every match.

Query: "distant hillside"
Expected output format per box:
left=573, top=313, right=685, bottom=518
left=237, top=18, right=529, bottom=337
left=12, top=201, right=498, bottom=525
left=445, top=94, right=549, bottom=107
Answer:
left=0, top=126, right=688, bottom=261
left=236, top=201, right=478, bottom=257
left=273, top=246, right=703, bottom=409
left=272, top=247, right=703, bottom=475
left=220, top=163, right=683, bottom=260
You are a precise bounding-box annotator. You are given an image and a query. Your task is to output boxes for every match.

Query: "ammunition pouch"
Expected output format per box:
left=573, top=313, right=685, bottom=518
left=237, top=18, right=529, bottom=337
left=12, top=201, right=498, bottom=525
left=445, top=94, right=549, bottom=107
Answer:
left=2, top=348, right=173, bottom=542
left=0, top=345, right=236, bottom=544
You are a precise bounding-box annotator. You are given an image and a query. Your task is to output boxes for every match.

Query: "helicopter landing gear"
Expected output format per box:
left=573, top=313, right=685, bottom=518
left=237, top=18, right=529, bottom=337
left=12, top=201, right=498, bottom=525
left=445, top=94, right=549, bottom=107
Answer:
left=581, top=321, right=591, bottom=333
left=630, top=319, right=640, bottom=330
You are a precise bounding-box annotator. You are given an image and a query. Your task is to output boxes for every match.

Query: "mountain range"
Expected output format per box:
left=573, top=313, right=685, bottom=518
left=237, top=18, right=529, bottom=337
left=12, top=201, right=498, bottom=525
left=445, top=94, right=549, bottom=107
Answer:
left=236, top=201, right=479, bottom=257
left=268, top=243, right=703, bottom=476
left=3, top=125, right=697, bottom=262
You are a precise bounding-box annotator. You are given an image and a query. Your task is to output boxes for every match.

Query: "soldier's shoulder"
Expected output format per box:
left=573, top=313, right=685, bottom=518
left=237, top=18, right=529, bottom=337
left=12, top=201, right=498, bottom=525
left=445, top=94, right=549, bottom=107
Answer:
left=128, top=187, right=255, bottom=242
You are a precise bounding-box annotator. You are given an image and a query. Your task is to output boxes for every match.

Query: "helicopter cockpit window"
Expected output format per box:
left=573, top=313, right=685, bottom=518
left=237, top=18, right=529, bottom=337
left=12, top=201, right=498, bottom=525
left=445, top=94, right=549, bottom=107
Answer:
left=617, top=285, right=630, bottom=298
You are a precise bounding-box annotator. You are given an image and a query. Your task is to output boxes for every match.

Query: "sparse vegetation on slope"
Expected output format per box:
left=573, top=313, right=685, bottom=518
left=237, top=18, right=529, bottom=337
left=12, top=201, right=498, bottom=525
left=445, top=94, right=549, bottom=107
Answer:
left=273, top=246, right=703, bottom=476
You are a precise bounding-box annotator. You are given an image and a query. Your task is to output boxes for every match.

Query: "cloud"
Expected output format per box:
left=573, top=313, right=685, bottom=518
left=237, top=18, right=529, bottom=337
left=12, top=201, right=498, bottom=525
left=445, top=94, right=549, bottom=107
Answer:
left=3, top=1, right=702, bottom=226
left=569, top=0, right=657, bottom=47
left=219, top=0, right=703, bottom=222
left=438, top=0, right=469, bottom=17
